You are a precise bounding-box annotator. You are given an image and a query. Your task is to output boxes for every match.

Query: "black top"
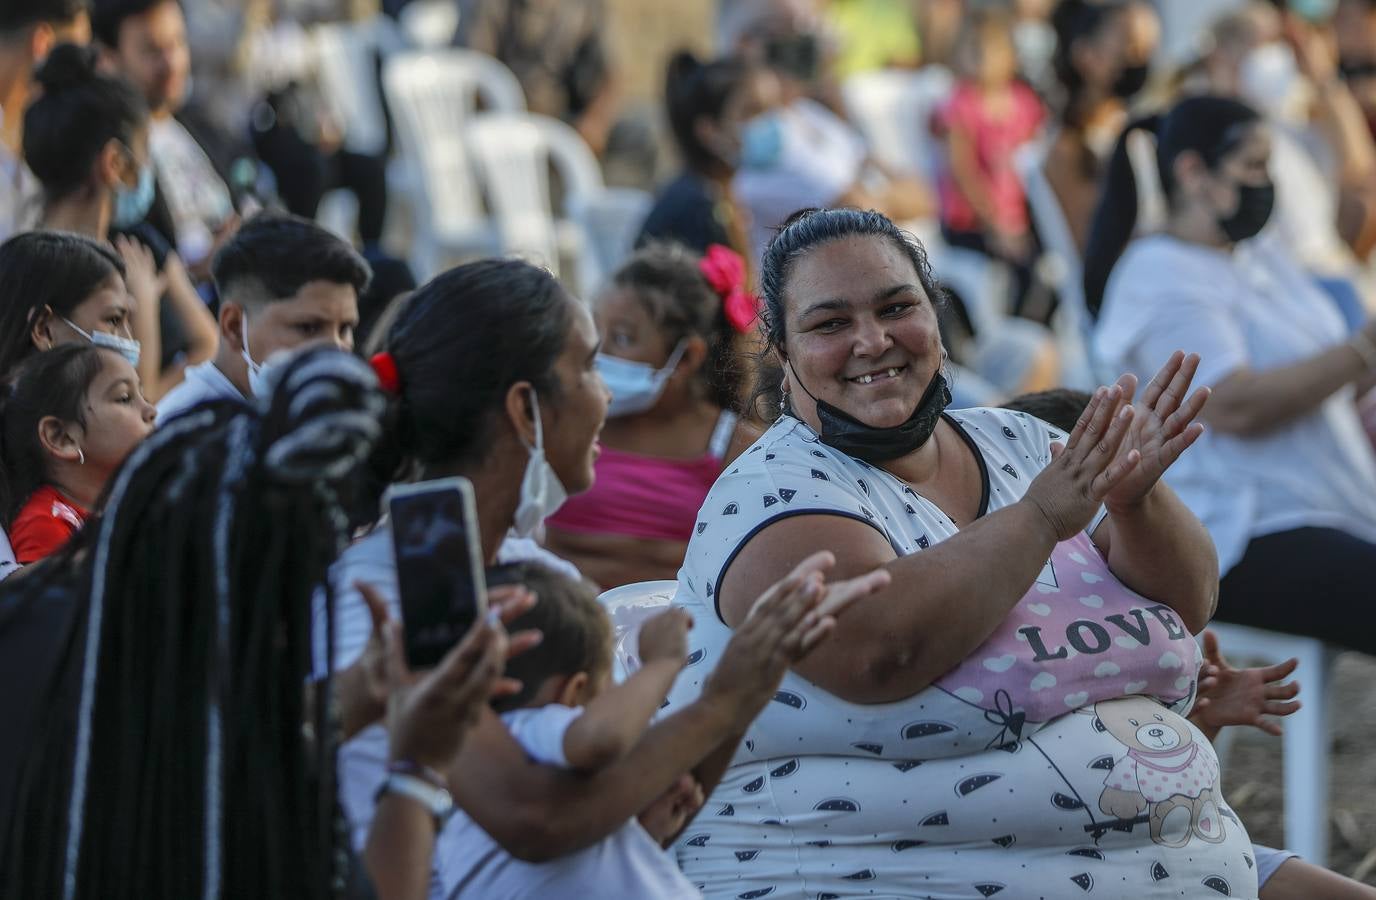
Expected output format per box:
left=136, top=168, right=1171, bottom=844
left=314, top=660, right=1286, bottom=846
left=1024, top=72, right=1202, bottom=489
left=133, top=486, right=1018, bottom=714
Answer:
left=637, top=171, right=731, bottom=254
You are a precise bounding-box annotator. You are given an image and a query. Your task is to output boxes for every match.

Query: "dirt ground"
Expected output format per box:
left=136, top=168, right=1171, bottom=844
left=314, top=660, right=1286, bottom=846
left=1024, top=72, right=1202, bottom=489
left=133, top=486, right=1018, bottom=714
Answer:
left=1221, top=652, right=1376, bottom=885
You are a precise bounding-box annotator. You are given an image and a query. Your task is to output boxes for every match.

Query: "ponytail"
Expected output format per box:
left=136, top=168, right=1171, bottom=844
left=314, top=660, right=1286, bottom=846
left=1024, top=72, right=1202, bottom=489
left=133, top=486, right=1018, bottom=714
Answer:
left=1082, top=96, right=1261, bottom=317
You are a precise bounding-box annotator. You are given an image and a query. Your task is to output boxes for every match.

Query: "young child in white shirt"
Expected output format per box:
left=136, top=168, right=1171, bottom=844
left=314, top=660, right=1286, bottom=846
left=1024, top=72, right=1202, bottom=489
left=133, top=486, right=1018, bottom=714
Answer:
left=432, top=563, right=702, bottom=900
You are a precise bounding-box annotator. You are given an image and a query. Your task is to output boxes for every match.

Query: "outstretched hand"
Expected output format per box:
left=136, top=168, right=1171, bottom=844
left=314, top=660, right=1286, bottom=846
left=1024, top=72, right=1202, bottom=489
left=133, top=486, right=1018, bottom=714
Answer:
left=1192, top=630, right=1301, bottom=737
left=703, top=551, right=890, bottom=728
left=1102, top=351, right=1210, bottom=513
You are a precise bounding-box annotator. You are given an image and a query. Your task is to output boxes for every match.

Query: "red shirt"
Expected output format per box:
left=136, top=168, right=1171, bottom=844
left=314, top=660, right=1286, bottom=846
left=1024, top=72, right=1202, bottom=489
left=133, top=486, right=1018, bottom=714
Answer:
left=9, top=485, right=86, bottom=564
left=933, top=80, right=1044, bottom=234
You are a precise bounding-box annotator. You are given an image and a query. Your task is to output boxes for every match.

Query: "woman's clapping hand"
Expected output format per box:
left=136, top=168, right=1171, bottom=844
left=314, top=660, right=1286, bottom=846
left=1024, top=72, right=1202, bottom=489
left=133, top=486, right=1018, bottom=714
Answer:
left=1101, top=351, right=1210, bottom=514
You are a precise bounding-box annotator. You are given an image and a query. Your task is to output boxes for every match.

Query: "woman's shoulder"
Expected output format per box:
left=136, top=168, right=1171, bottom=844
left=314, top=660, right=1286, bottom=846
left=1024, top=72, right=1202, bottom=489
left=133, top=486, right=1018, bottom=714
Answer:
left=1102, top=235, right=1233, bottom=317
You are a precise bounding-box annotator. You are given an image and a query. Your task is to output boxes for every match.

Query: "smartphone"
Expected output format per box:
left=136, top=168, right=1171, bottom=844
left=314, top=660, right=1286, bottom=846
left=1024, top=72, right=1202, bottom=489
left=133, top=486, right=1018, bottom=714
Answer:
left=386, top=477, right=487, bottom=668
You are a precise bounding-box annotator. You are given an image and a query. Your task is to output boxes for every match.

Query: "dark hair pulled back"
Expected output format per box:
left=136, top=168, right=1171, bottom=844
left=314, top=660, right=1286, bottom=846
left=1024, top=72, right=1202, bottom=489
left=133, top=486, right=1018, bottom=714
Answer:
left=1082, top=95, right=1261, bottom=316
left=0, top=231, right=127, bottom=379
left=23, top=42, right=148, bottom=201
left=612, top=242, right=745, bottom=411
left=380, top=258, right=571, bottom=473
left=665, top=51, right=751, bottom=174
left=758, top=207, right=947, bottom=355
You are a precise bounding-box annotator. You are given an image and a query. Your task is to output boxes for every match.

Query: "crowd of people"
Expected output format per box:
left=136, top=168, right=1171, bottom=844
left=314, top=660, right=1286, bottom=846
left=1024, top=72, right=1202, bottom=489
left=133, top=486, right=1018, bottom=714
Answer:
left=3, top=0, right=1376, bottom=897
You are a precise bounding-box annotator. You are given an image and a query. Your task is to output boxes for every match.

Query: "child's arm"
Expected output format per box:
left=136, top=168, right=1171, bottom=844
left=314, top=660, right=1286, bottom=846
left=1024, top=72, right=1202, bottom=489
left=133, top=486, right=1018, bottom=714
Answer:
left=1188, top=630, right=1302, bottom=743
left=561, top=608, right=693, bottom=771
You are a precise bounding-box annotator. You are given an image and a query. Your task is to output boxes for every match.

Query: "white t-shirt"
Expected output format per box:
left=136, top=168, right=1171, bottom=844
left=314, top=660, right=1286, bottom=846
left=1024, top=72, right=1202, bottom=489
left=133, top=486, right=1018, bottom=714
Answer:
left=733, top=98, right=867, bottom=261
left=666, top=409, right=1253, bottom=898
left=430, top=704, right=700, bottom=900
left=1095, top=233, right=1376, bottom=574
left=155, top=359, right=246, bottom=423
left=0, top=143, right=40, bottom=244
left=149, top=117, right=235, bottom=265
left=320, top=525, right=581, bottom=853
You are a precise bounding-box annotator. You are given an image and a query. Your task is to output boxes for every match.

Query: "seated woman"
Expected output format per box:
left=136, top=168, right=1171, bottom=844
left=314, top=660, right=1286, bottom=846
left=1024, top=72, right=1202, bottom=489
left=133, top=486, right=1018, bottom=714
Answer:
left=326, top=257, right=888, bottom=882
left=637, top=53, right=762, bottom=261
left=22, top=42, right=217, bottom=400
left=1092, top=95, right=1376, bottom=655
left=0, top=344, right=155, bottom=563
left=544, top=243, right=758, bottom=587
left=663, top=207, right=1249, bottom=898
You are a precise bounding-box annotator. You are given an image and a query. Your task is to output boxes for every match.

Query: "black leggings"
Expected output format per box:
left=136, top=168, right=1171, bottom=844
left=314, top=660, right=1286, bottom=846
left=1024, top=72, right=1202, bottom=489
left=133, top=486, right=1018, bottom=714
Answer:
left=1216, top=527, right=1376, bottom=655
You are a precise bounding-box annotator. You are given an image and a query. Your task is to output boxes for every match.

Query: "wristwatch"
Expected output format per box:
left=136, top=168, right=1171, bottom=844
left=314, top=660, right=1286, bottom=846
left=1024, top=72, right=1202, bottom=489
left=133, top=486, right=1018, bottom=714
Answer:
left=376, top=773, right=456, bottom=830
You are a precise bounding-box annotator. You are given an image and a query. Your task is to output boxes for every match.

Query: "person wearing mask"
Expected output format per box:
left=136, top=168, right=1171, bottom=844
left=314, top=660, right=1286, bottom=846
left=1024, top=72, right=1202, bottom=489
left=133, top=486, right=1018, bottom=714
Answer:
left=0, top=0, right=90, bottom=242
left=155, top=211, right=369, bottom=421
left=1092, top=95, right=1376, bottom=655
left=720, top=0, right=935, bottom=259
left=544, top=243, right=759, bottom=588
left=668, top=207, right=1235, bottom=895
left=23, top=42, right=218, bottom=401
left=0, top=347, right=518, bottom=900
left=637, top=53, right=769, bottom=262
left=326, top=257, right=890, bottom=882
left=0, top=343, right=156, bottom=563
left=92, top=0, right=238, bottom=276
left=1043, top=0, right=1158, bottom=253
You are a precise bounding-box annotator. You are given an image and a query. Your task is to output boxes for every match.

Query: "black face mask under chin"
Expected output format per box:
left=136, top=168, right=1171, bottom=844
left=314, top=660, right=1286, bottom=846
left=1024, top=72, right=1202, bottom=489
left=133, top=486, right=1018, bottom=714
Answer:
left=787, top=363, right=953, bottom=463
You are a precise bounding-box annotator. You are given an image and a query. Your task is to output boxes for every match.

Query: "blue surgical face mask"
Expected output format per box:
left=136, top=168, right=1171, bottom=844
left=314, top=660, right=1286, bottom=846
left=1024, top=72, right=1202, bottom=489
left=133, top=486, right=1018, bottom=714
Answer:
left=112, top=159, right=156, bottom=229
left=63, top=317, right=142, bottom=368
left=740, top=113, right=785, bottom=170
left=240, top=310, right=272, bottom=397
left=596, top=340, right=688, bottom=418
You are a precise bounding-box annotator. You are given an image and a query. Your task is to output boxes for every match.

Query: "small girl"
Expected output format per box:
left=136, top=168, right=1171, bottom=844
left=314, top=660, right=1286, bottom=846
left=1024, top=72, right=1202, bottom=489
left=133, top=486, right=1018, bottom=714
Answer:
left=934, top=9, right=1044, bottom=298
left=0, top=344, right=157, bottom=563
left=433, top=562, right=701, bottom=898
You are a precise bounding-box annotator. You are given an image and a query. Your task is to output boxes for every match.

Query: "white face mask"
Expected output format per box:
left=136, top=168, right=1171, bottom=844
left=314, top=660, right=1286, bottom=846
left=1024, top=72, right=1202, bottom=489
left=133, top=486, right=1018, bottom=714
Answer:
left=240, top=311, right=274, bottom=398
left=63, top=317, right=141, bottom=368
left=512, top=390, right=568, bottom=538
left=1240, top=42, right=1310, bottom=124
left=596, top=340, right=687, bottom=418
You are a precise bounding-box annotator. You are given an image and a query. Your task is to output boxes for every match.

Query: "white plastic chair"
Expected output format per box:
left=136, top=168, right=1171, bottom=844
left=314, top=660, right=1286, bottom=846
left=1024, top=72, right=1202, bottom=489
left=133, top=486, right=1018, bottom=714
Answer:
left=463, top=111, right=608, bottom=299
left=578, top=187, right=652, bottom=285
left=382, top=49, right=526, bottom=278
left=841, top=66, right=955, bottom=183
left=598, top=580, right=677, bottom=682
left=1202, top=622, right=1336, bottom=865
left=1014, top=136, right=1099, bottom=389
left=398, top=0, right=460, bottom=49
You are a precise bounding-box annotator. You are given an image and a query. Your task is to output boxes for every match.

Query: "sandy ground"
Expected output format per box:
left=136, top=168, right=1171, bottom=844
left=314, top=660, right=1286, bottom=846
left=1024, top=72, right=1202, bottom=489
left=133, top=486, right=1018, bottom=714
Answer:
left=1221, top=652, right=1376, bottom=885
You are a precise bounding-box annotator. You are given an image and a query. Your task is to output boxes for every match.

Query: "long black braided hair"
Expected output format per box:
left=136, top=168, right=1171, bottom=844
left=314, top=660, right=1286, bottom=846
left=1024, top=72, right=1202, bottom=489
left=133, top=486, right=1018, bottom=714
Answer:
left=1, top=346, right=385, bottom=900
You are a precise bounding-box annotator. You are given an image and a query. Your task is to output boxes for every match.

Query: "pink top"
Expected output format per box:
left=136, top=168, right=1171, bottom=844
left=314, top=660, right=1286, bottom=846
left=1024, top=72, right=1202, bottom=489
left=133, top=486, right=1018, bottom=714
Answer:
left=933, top=80, right=1043, bottom=234
left=548, top=413, right=736, bottom=543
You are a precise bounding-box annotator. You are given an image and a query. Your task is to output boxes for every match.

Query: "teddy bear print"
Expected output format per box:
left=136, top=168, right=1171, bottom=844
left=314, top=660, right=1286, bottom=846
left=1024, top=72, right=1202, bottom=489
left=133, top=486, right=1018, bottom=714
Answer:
left=1092, top=696, right=1225, bottom=848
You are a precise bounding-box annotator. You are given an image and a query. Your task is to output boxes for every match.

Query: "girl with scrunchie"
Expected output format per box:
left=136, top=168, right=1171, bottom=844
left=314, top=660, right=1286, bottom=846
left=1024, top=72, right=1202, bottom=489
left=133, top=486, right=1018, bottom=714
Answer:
left=544, top=242, right=762, bottom=588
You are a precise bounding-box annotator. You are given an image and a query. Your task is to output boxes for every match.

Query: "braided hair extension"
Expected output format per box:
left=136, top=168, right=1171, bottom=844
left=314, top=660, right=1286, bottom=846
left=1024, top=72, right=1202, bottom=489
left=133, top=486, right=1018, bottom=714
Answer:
left=1, top=347, right=385, bottom=900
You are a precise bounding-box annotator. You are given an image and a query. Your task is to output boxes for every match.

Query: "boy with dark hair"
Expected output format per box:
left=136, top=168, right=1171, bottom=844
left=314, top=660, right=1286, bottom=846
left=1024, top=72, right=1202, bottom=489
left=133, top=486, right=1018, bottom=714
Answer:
left=0, top=0, right=91, bottom=239
left=432, top=562, right=705, bottom=897
left=156, top=212, right=370, bottom=421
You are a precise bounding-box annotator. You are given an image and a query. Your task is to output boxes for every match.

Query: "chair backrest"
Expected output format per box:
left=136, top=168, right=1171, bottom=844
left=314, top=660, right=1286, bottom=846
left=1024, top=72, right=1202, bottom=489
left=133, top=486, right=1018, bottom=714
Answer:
left=842, top=66, right=954, bottom=182
left=597, top=580, right=678, bottom=682
left=464, top=111, right=604, bottom=285
left=575, top=186, right=652, bottom=286
left=313, top=17, right=396, bottom=157
left=383, top=50, right=526, bottom=240
left=398, top=0, right=461, bottom=49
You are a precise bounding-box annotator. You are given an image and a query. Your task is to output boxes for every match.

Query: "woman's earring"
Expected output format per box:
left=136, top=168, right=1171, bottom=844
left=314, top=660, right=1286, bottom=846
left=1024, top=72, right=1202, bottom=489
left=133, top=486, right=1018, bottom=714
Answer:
left=77, top=447, right=85, bottom=466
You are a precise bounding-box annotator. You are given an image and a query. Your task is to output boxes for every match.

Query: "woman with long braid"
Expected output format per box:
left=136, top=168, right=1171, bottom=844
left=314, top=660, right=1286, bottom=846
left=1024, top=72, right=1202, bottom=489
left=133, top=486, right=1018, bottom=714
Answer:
left=0, top=347, right=512, bottom=900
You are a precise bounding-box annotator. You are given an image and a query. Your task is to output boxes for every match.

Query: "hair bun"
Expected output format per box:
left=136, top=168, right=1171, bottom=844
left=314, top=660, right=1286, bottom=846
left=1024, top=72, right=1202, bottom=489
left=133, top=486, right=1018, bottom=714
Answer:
left=259, top=347, right=387, bottom=484
left=34, top=42, right=101, bottom=93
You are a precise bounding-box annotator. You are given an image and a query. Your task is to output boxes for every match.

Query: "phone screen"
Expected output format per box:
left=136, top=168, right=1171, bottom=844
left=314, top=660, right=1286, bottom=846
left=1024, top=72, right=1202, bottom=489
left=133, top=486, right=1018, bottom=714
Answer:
left=389, top=480, right=486, bottom=668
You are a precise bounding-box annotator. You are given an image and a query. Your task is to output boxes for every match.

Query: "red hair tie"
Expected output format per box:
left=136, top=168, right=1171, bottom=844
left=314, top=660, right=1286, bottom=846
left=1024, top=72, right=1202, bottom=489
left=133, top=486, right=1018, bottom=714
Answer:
left=369, top=351, right=401, bottom=395
left=698, top=244, right=761, bottom=334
